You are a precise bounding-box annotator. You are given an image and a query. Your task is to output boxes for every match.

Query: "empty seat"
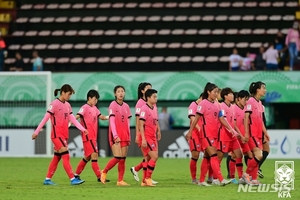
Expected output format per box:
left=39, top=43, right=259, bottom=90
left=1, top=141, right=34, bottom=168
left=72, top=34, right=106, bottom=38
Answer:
left=55, top=17, right=68, bottom=23
left=151, top=56, right=164, bottom=62
left=87, top=43, right=100, bottom=49
left=35, top=44, right=47, bottom=50
left=44, top=57, right=56, bottom=64
left=179, top=2, right=191, bottom=8
left=139, top=3, right=151, bottom=8
left=52, top=30, right=64, bottom=36
left=115, top=43, right=127, bottom=49
left=159, top=29, right=171, bottom=35
left=65, top=30, right=77, bottom=36
left=25, top=31, right=38, bottom=36
left=236, top=42, right=249, bottom=48
left=141, top=43, right=154, bottom=49
left=72, top=4, right=85, bottom=9
left=168, top=43, right=181, bottom=48
left=91, top=30, right=104, bottom=36
left=47, top=4, right=59, bottom=9
left=29, top=17, right=42, bottom=23
left=219, top=2, right=230, bottom=7
left=86, top=3, right=98, bottom=9
left=111, top=57, right=124, bottom=63
left=16, top=18, right=28, bottom=23
left=205, top=2, right=217, bottom=8
left=99, top=3, right=111, bottom=9
left=152, top=2, right=164, bottom=8
left=43, top=17, right=55, bottom=23
left=135, top=16, right=147, bottom=22
left=189, top=16, right=201, bottom=21
left=209, top=43, right=222, bottom=48
left=104, top=30, right=117, bottom=36
left=149, top=16, right=161, bottom=22
left=59, top=4, right=71, bottom=9
left=48, top=44, right=60, bottom=49
left=155, top=43, right=167, bottom=49
left=166, top=3, right=177, bottom=8
left=97, top=57, right=110, bottom=63
left=165, top=56, right=178, bottom=62
left=74, top=44, right=87, bottom=49
left=195, top=43, right=208, bottom=48
left=212, top=29, right=225, bottom=35
left=118, top=30, right=130, bottom=35
left=12, top=31, right=24, bottom=36
left=185, top=29, right=197, bottom=35
left=222, top=43, right=235, bottom=48
left=122, top=16, right=134, bottom=22
left=95, top=16, right=107, bottom=22
left=182, top=43, right=195, bottom=48
left=38, top=30, right=51, bottom=36
left=101, top=43, right=114, bottom=49
left=124, top=57, right=137, bottom=63
left=78, top=30, right=90, bottom=36
left=128, top=43, right=141, bottom=49
left=145, top=29, right=157, bottom=35
left=192, top=56, right=205, bottom=62
left=8, top=44, right=20, bottom=50
left=82, top=17, right=94, bottom=22
left=171, top=29, right=184, bottom=35
left=112, top=2, right=124, bottom=8
left=21, top=44, right=34, bottom=50
left=219, top=56, right=229, bottom=62
left=206, top=56, right=219, bottom=62
left=132, top=30, right=144, bottom=35
left=226, top=29, right=238, bottom=34
left=175, top=16, right=187, bottom=21
left=61, top=44, right=74, bottom=49
left=20, top=4, right=32, bottom=9
left=138, top=56, right=151, bottom=63
left=109, top=16, right=121, bottom=22
left=71, top=57, right=83, bottom=63
left=178, top=56, right=192, bottom=62
left=84, top=57, right=97, bottom=63
left=69, top=17, right=81, bottom=22
left=250, top=42, right=263, bottom=48
left=4, top=58, right=16, bottom=64
left=125, top=3, right=137, bottom=8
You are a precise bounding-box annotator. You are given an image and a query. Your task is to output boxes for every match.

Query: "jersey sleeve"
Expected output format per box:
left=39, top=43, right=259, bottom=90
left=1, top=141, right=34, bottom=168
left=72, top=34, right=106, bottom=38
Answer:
left=68, top=103, right=73, bottom=114
left=139, top=106, right=146, bottom=121
left=245, top=100, right=253, bottom=113
left=188, top=102, right=197, bottom=118
left=108, top=103, right=116, bottom=117
left=77, top=106, right=86, bottom=117
left=47, top=103, right=55, bottom=115
left=127, top=104, right=132, bottom=118
left=97, top=108, right=101, bottom=117
left=196, top=101, right=205, bottom=115
left=135, top=101, right=142, bottom=116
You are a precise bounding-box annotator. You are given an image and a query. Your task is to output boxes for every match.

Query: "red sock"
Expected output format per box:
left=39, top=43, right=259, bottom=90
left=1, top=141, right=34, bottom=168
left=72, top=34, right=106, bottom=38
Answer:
left=213, top=159, right=222, bottom=179
left=210, top=155, right=224, bottom=182
left=46, top=152, right=61, bottom=179
left=208, top=164, right=213, bottom=178
left=229, top=159, right=236, bottom=178
left=146, top=159, right=156, bottom=179
left=142, top=161, right=147, bottom=182
left=190, top=158, right=198, bottom=180
left=118, top=157, right=126, bottom=182
left=61, top=151, right=75, bottom=179
left=235, top=158, right=243, bottom=179
left=91, top=160, right=101, bottom=178
left=75, top=158, right=88, bottom=175
left=246, top=157, right=259, bottom=180
left=200, top=157, right=209, bottom=182
left=103, top=157, right=121, bottom=173
left=134, top=159, right=144, bottom=172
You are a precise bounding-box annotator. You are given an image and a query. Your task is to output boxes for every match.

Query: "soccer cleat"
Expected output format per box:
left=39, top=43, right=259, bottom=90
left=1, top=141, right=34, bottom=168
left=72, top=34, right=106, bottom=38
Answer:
left=152, top=179, right=158, bottom=185
left=220, top=179, right=231, bottom=186
left=130, top=167, right=140, bottom=182
left=100, top=170, right=107, bottom=184
left=117, top=180, right=130, bottom=186
left=212, top=179, right=220, bottom=185
left=145, top=178, right=156, bottom=187
left=250, top=180, right=261, bottom=186
left=242, top=173, right=251, bottom=185
left=43, top=179, right=56, bottom=185
left=141, top=182, right=147, bottom=186
left=97, top=178, right=110, bottom=183
left=191, top=179, right=199, bottom=184
left=230, top=179, right=239, bottom=184
left=71, top=178, right=85, bottom=185
left=74, top=175, right=81, bottom=180
left=198, top=182, right=212, bottom=186
left=238, top=178, right=246, bottom=185
left=258, top=169, right=264, bottom=179
left=207, top=177, right=213, bottom=184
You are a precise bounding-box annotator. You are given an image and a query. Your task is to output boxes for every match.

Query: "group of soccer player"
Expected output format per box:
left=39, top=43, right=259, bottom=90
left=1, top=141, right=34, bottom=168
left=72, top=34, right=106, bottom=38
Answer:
left=186, top=81, right=270, bottom=186
left=32, top=82, right=160, bottom=186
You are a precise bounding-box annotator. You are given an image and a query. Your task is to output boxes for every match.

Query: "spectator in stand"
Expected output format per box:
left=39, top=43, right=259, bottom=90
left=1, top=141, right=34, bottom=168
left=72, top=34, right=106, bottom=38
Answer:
left=253, top=46, right=266, bottom=70
left=285, top=22, right=299, bottom=71
left=229, top=48, right=242, bottom=71
left=275, top=32, right=287, bottom=70
left=0, top=46, right=7, bottom=71
left=263, top=42, right=279, bottom=71
left=241, top=52, right=254, bottom=71
left=158, top=107, right=174, bottom=131
left=32, top=50, right=43, bottom=71
left=0, top=35, right=6, bottom=49
left=9, top=52, right=24, bottom=71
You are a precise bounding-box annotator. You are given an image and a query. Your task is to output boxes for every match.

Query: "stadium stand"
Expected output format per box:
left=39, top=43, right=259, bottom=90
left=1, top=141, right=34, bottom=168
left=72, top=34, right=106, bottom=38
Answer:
left=3, top=0, right=299, bottom=71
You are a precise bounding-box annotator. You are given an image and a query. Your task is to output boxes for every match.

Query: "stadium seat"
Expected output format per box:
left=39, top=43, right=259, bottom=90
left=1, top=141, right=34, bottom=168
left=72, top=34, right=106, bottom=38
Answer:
left=165, top=3, right=177, bottom=8
left=155, top=43, right=167, bottom=49
left=46, top=4, right=58, bottom=9
left=97, top=57, right=110, bottom=63
left=86, top=3, right=98, bottom=9
left=52, top=30, right=64, bottom=36
left=118, top=30, right=130, bottom=35
left=182, top=43, right=194, bottom=48
left=168, top=43, right=181, bottom=49
left=84, top=57, right=97, bottom=63
left=4, top=58, right=16, bottom=64
left=219, top=56, right=229, bottom=62
left=59, top=4, right=71, bottom=9
left=236, top=42, right=249, bottom=48
left=115, top=43, right=127, bottom=49
left=145, top=29, right=157, bottom=35
left=111, top=57, right=124, bottom=63
left=138, top=56, right=150, bottom=63
left=95, top=16, right=107, bottom=22
left=171, top=29, right=183, bottom=35
left=104, top=30, right=117, bottom=36
left=179, top=2, right=191, bottom=8
left=69, top=17, right=81, bottom=22
left=65, top=30, right=77, bottom=36
left=178, top=56, right=192, bottom=62
left=99, top=3, right=111, bottom=9
left=48, top=44, right=60, bottom=49
left=44, top=57, right=56, bottom=64
left=135, top=16, right=147, bottom=22
left=35, top=44, right=47, bottom=50
left=38, top=30, right=51, bottom=36
left=16, top=17, right=28, bottom=23
left=132, top=30, right=144, bottom=35
left=139, top=3, right=151, bottom=8
left=25, top=31, right=38, bottom=36
left=219, top=2, right=230, bottom=7
left=78, top=30, right=90, bottom=36
left=87, top=43, right=100, bottom=49
left=165, top=56, right=178, bottom=62
left=8, top=44, right=20, bottom=50
left=128, top=43, right=141, bottom=49
left=192, top=56, right=205, bottom=62
left=232, top=2, right=244, bottom=7
left=122, top=16, right=134, bottom=22
left=57, top=57, right=70, bottom=63
left=20, top=4, right=32, bottom=9
left=141, top=43, right=154, bottom=49
left=151, top=56, right=164, bottom=62
left=222, top=43, right=235, bottom=48
left=21, top=44, right=34, bottom=50
left=195, top=43, right=208, bottom=48
left=185, top=29, right=197, bottom=35
left=43, top=17, right=55, bottom=23
left=61, top=44, right=73, bottom=49
left=209, top=43, right=222, bottom=48
left=101, top=43, right=114, bottom=49
left=74, top=44, right=87, bottom=49
left=206, top=56, right=219, bottom=62
left=71, top=57, right=83, bottom=63
left=125, top=3, right=137, bottom=8
left=72, top=4, right=84, bottom=9
left=91, top=30, right=104, bottom=36
left=124, top=57, right=137, bottom=63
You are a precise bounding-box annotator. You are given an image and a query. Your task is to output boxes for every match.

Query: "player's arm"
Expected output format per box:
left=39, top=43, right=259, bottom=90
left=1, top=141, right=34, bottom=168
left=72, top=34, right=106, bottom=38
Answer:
left=139, top=117, right=147, bottom=147
left=32, top=112, right=51, bottom=140
left=157, top=120, right=161, bottom=141
left=109, top=115, right=120, bottom=142
left=186, top=113, right=201, bottom=140
left=135, top=115, right=140, bottom=142
left=99, top=114, right=109, bottom=120
left=262, top=123, right=270, bottom=142
left=69, top=114, right=88, bottom=134
left=219, top=113, right=237, bottom=137
left=234, top=120, right=244, bottom=141
left=189, top=116, right=200, bottom=131
left=244, top=112, right=250, bottom=142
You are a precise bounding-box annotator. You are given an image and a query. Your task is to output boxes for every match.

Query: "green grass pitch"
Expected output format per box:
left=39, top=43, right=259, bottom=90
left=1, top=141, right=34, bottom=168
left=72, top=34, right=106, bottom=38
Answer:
left=0, top=158, right=299, bottom=200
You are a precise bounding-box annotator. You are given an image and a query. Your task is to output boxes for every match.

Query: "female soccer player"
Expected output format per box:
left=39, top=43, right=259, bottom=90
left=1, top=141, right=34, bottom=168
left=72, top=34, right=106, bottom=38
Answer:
left=139, top=89, right=160, bottom=186
left=101, top=85, right=131, bottom=186
left=244, top=82, right=270, bottom=185
left=73, top=89, right=109, bottom=182
left=186, top=82, right=233, bottom=186
left=32, top=84, right=88, bottom=185
left=187, top=93, right=202, bottom=184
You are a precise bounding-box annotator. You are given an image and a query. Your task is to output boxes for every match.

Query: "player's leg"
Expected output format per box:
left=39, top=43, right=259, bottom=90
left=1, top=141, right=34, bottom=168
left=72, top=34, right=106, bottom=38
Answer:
left=246, top=137, right=263, bottom=185
left=74, top=141, right=91, bottom=179
left=258, top=139, right=270, bottom=178
left=226, top=151, right=233, bottom=178
left=199, top=150, right=212, bottom=186
left=189, top=138, right=200, bottom=184
left=117, top=143, right=130, bottom=186
left=56, top=138, right=85, bottom=185
left=130, top=145, right=144, bottom=182
left=145, top=150, right=158, bottom=186
left=100, top=143, right=122, bottom=184
left=44, top=149, right=61, bottom=185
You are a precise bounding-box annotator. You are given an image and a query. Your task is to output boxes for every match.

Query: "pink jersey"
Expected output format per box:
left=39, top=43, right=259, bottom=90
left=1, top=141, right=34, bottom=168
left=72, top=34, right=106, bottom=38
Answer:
left=233, top=104, right=245, bottom=136
left=77, top=104, right=101, bottom=142
left=47, top=98, right=72, bottom=139
left=188, top=101, right=202, bottom=133
left=108, top=101, right=131, bottom=141
left=196, top=99, right=221, bottom=139
left=219, top=102, right=235, bottom=141
left=245, top=97, right=263, bottom=138
left=139, top=104, right=158, bottom=140
left=135, top=98, right=147, bottom=117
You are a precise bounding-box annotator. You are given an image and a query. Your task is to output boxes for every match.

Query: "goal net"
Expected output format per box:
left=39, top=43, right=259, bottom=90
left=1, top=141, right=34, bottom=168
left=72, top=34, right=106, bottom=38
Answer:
left=0, top=72, right=52, bottom=157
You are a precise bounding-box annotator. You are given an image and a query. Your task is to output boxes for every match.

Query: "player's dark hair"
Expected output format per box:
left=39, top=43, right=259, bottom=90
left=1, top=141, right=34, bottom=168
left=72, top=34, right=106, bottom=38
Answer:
left=233, top=92, right=239, bottom=102
left=54, top=84, right=75, bottom=96
left=87, top=89, right=99, bottom=101
left=137, top=82, right=152, bottom=100
left=237, top=90, right=250, bottom=99
left=249, top=81, right=266, bottom=95
left=145, top=89, right=157, bottom=101
left=202, top=82, right=218, bottom=99
left=220, top=87, right=234, bottom=100
left=114, top=85, right=125, bottom=93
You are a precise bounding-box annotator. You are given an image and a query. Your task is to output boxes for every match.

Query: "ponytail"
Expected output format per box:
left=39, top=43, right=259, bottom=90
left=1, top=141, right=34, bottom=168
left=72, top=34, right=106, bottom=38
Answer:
left=202, top=82, right=218, bottom=99
left=54, top=89, right=60, bottom=96
left=249, top=81, right=266, bottom=95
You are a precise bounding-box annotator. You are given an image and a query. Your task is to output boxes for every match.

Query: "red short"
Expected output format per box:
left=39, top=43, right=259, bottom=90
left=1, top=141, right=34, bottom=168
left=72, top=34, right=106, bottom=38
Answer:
left=189, top=136, right=201, bottom=152
left=201, top=137, right=217, bottom=151
left=52, top=137, right=68, bottom=151
left=248, top=136, right=263, bottom=150
left=83, top=140, right=98, bottom=157
left=218, top=139, right=241, bottom=153
left=109, top=140, right=130, bottom=148
left=238, top=139, right=251, bottom=154
left=141, top=138, right=158, bottom=156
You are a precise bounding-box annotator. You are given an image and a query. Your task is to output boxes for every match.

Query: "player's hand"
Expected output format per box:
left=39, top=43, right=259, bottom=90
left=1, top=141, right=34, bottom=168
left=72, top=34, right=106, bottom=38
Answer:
left=244, top=133, right=249, bottom=143
left=68, top=122, right=72, bottom=127
left=141, top=139, right=147, bottom=148
left=185, top=131, right=192, bottom=141
left=83, top=130, right=89, bottom=135
left=240, top=136, right=246, bottom=143
left=135, top=136, right=139, bottom=144
left=114, top=137, right=120, bottom=143
left=32, top=133, right=38, bottom=140
left=230, top=129, right=239, bottom=137
left=157, top=131, right=161, bottom=141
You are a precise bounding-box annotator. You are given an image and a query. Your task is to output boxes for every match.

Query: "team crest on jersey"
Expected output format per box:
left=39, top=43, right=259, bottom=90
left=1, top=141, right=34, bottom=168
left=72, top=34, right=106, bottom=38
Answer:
left=247, top=105, right=251, bottom=110
left=141, top=112, right=145, bottom=117
left=136, top=108, right=141, bottom=113
left=47, top=105, right=52, bottom=111
left=109, top=109, right=113, bottom=115
left=188, top=109, right=193, bottom=114
left=223, top=144, right=226, bottom=149
left=151, top=143, right=155, bottom=148
left=210, top=139, right=214, bottom=144
left=197, top=106, right=202, bottom=112
left=79, top=108, right=84, bottom=113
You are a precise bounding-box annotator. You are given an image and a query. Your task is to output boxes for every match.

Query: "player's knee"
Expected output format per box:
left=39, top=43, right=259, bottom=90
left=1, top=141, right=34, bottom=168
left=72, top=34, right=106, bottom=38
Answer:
left=90, top=153, right=98, bottom=160
left=253, top=151, right=263, bottom=160
left=58, top=147, right=68, bottom=153
left=192, top=151, right=199, bottom=159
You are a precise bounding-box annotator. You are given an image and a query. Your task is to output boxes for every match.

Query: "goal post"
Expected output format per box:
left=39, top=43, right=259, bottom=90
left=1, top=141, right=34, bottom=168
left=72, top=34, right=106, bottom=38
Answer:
left=0, top=71, right=52, bottom=157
